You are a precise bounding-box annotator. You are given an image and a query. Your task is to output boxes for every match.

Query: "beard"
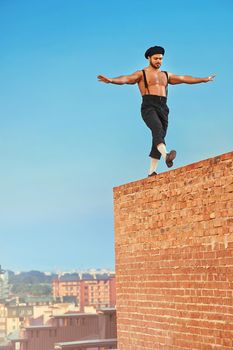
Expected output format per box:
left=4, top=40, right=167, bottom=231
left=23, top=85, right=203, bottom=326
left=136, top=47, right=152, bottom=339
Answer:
left=149, top=59, right=161, bottom=69
left=151, top=62, right=161, bottom=69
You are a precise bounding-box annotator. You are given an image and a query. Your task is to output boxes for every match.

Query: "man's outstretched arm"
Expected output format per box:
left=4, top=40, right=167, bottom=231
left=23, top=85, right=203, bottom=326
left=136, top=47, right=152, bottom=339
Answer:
left=168, top=73, right=216, bottom=85
left=97, top=71, right=142, bottom=85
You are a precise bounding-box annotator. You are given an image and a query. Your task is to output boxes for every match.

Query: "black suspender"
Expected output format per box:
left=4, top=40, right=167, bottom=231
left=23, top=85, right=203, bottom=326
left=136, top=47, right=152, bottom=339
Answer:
left=142, top=69, right=169, bottom=96
left=142, top=69, right=150, bottom=94
left=162, top=71, right=169, bottom=97
left=162, top=70, right=168, bottom=82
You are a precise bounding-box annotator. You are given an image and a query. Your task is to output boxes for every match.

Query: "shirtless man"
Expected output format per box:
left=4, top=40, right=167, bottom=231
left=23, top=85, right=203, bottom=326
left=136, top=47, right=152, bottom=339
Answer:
left=97, top=45, right=215, bottom=176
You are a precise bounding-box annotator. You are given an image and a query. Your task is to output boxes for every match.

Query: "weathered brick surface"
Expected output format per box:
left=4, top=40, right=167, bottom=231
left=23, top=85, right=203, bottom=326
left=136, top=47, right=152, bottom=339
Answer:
left=114, top=152, right=233, bottom=350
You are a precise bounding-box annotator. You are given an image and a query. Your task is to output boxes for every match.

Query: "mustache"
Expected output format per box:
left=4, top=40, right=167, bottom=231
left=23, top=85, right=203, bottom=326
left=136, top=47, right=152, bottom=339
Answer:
left=151, top=62, right=161, bottom=68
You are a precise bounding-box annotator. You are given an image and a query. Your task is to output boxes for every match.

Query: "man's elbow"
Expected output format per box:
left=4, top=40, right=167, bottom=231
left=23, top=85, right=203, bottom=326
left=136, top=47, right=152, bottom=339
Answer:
left=169, top=80, right=182, bottom=85
left=127, top=81, right=136, bottom=85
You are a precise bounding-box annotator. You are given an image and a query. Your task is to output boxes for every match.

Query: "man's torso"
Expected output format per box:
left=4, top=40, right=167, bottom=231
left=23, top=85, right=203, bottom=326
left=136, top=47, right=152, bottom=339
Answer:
left=138, top=69, right=168, bottom=97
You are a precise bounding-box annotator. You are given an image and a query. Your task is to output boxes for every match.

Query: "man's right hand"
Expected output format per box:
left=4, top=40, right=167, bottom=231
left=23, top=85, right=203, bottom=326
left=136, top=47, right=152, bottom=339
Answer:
left=206, top=74, right=216, bottom=82
left=97, top=75, right=112, bottom=83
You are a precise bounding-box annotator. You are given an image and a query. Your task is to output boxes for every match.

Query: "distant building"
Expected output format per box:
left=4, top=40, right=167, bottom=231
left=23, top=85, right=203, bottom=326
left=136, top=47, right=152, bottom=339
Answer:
left=0, top=305, right=33, bottom=342
left=53, top=275, right=116, bottom=311
left=0, top=272, right=9, bottom=302
left=8, top=308, right=116, bottom=350
left=20, top=296, right=53, bottom=306
left=32, top=302, right=80, bottom=324
left=0, top=304, right=7, bottom=342
left=0, top=343, right=13, bottom=350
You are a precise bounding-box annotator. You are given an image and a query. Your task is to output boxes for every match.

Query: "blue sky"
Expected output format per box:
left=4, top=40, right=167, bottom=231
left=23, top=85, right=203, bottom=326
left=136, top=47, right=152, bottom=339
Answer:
left=0, top=0, right=232, bottom=271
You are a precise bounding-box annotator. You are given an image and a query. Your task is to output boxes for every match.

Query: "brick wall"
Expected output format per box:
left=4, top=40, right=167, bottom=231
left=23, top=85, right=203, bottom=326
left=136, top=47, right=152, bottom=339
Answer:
left=114, top=152, right=233, bottom=350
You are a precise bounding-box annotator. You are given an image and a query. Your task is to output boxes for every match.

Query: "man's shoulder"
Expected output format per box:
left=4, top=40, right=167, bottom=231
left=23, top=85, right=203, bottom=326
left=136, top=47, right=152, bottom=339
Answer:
left=131, top=69, right=143, bottom=82
left=133, top=69, right=143, bottom=75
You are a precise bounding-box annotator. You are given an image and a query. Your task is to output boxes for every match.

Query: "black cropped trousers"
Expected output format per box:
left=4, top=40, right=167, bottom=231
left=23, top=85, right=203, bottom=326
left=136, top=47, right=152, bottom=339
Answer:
left=141, top=94, right=169, bottom=160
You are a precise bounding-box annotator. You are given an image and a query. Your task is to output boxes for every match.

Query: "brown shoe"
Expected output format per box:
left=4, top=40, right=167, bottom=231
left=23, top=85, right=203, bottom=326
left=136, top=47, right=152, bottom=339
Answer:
left=148, top=172, right=157, bottom=177
left=166, top=150, right=176, bottom=168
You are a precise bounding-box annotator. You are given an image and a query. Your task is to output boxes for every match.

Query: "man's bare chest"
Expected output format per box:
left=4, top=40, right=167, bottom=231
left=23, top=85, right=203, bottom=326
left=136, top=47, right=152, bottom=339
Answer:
left=146, top=71, right=167, bottom=86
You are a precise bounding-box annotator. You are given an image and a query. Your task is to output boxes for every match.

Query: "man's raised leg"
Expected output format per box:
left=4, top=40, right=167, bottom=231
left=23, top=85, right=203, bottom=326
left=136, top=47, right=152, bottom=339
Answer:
left=157, top=143, right=176, bottom=168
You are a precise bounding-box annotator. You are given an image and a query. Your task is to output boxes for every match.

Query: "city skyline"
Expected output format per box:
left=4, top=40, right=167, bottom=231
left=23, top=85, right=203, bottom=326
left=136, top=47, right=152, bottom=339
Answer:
left=0, top=0, right=232, bottom=271
left=2, top=267, right=115, bottom=274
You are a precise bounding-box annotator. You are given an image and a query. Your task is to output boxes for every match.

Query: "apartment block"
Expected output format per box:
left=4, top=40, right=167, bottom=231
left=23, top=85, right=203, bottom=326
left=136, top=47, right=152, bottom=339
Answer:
left=53, top=276, right=116, bottom=310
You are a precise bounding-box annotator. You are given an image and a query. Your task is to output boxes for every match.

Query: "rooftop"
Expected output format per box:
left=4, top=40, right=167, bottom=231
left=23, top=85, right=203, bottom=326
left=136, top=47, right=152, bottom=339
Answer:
left=54, top=338, right=117, bottom=349
left=52, top=313, right=97, bottom=318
